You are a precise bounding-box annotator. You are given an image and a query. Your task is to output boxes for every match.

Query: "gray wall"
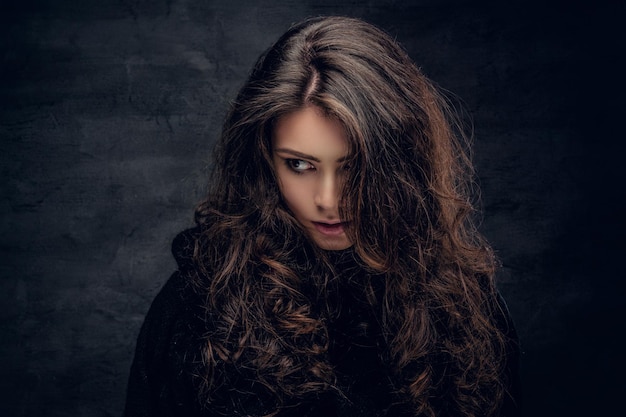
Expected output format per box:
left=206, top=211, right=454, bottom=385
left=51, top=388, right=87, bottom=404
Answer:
left=1, top=0, right=623, bottom=416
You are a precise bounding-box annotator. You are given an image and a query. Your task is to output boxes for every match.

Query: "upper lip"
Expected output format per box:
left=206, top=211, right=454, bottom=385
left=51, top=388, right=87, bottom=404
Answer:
left=313, top=221, right=347, bottom=225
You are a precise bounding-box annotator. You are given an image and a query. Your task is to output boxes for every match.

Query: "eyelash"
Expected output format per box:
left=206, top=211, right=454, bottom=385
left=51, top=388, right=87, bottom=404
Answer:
left=285, top=159, right=315, bottom=174
left=283, top=159, right=352, bottom=176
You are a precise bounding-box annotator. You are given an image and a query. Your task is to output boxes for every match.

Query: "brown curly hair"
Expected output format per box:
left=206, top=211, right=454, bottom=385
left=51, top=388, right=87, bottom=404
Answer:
left=193, top=16, right=511, bottom=417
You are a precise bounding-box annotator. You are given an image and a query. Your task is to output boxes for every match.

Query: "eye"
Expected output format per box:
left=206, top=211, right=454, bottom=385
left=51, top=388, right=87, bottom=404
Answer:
left=286, top=159, right=315, bottom=173
left=338, top=161, right=352, bottom=176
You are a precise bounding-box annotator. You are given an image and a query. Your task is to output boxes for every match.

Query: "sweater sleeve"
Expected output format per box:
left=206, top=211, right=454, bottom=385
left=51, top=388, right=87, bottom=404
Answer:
left=124, top=272, right=201, bottom=417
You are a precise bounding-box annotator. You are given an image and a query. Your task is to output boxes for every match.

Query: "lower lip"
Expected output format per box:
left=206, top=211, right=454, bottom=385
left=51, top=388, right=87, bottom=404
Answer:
left=312, top=222, right=347, bottom=236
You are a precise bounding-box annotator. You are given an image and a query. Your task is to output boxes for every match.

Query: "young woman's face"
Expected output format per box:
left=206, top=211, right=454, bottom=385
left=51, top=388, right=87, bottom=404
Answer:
left=272, top=106, right=352, bottom=251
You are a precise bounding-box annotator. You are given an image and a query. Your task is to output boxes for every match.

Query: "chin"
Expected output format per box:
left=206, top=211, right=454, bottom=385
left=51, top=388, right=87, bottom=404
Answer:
left=313, top=237, right=353, bottom=251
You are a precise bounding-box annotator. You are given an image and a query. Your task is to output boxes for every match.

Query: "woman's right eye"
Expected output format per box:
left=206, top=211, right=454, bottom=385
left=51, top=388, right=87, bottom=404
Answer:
left=286, top=159, right=314, bottom=173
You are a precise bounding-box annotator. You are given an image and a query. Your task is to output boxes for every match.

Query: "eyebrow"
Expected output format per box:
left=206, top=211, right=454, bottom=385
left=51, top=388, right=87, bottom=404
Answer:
left=274, top=148, right=347, bottom=163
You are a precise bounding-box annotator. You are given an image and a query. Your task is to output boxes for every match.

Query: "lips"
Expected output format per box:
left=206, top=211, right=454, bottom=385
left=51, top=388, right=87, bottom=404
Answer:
left=312, top=221, right=348, bottom=236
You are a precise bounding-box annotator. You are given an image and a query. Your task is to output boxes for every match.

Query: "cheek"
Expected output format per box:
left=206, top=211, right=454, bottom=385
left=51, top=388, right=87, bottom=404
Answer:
left=278, top=177, right=309, bottom=214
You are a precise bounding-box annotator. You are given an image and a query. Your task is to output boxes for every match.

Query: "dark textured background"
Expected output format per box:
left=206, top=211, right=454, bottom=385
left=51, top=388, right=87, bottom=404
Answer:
left=1, top=0, right=624, bottom=416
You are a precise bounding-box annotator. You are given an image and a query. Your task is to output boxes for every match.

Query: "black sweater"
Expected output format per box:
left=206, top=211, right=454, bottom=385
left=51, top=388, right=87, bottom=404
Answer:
left=124, top=230, right=522, bottom=416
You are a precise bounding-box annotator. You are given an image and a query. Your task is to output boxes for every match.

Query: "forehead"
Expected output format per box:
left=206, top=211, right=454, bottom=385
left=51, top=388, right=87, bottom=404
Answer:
left=273, top=106, right=348, bottom=158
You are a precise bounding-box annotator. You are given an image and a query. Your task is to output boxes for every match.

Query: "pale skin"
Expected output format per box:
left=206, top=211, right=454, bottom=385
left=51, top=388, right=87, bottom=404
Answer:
left=272, top=106, right=353, bottom=251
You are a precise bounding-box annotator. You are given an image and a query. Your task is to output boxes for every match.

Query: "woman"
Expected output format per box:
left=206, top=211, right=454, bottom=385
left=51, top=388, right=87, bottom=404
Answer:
left=125, top=16, right=521, bottom=417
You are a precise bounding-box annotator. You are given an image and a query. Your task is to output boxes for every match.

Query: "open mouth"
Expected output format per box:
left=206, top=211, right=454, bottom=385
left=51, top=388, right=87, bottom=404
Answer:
left=312, top=221, right=348, bottom=236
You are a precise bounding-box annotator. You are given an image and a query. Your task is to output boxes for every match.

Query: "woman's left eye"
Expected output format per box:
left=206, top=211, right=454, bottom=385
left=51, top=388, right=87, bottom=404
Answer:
left=286, top=159, right=314, bottom=173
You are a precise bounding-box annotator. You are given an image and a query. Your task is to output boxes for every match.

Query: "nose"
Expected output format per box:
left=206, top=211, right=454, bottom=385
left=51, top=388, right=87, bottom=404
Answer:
left=314, top=173, right=339, bottom=213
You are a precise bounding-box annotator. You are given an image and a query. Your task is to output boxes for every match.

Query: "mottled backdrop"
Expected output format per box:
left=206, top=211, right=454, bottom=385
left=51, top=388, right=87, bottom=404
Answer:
left=1, top=0, right=624, bottom=416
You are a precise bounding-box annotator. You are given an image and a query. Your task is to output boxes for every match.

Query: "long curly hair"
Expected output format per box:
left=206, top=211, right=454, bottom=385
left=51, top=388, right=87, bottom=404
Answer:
left=193, top=16, right=510, bottom=417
